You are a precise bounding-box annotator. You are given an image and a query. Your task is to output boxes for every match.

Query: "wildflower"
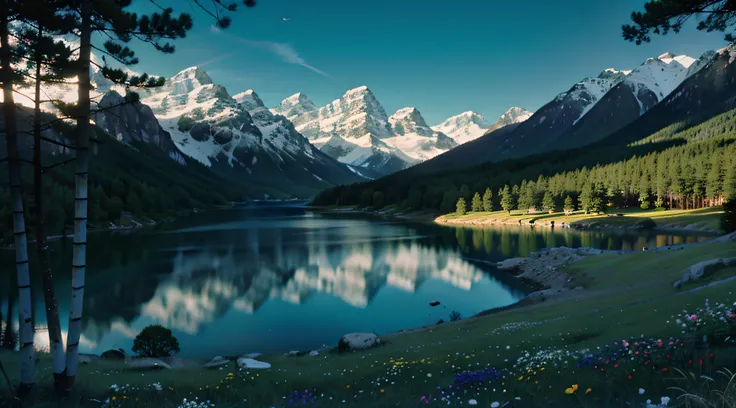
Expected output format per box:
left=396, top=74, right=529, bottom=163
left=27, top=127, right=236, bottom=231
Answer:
left=112, top=396, right=117, bottom=401
left=689, top=315, right=697, bottom=322
left=660, top=396, right=670, bottom=406
left=380, top=389, right=385, bottom=393
left=565, top=388, right=575, bottom=395
left=639, top=388, right=645, bottom=395
left=572, top=384, right=579, bottom=391
left=468, top=399, right=478, bottom=405
left=586, top=388, right=592, bottom=394
left=491, top=402, right=500, bottom=408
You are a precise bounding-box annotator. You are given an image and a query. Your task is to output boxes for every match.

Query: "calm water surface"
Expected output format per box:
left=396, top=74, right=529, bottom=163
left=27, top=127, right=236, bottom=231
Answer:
left=0, top=203, right=715, bottom=357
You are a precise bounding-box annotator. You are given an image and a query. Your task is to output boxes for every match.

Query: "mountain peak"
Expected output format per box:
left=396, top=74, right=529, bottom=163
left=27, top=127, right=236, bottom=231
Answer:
left=658, top=52, right=677, bottom=60
left=343, top=85, right=372, bottom=97
left=389, top=107, right=428, bottom=128
left=233, top=89, right=266, bottom=111
left=431, top=111, right=491, bottom=145
left=488, top=107, right=533, bottom=133
left=598, top=68, right=632, bottom=79
left=273, top=92, right=318, bottom=119
left=171, top=66, right=213, bottom=85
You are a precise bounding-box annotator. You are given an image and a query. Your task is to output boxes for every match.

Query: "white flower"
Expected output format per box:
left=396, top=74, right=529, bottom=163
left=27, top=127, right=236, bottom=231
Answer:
left=427, top=373, right=432, bottom=378
left=661, top=396, right=670, bottom=406
left=491, top=402, right=500, bottom=408
left=639, top=388, right=645, bottom=395
left=469, top=399, right=478, bottom=405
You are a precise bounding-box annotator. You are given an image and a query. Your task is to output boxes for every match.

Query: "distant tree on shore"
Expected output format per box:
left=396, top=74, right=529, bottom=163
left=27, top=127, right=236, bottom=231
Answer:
left=542, top=192, right=557, bottom=214
left=456, top=197, right=467, bottom=215
left=500, top=185, right=514, bottom=214
left=564, top=195, right=575, bottom=215
left=482, top=188, right=493, bottom=212
left=471, top=192, right=482, bottom=212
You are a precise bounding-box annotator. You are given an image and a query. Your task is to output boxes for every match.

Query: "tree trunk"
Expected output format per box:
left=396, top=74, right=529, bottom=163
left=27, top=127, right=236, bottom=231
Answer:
left=66, top=0, right=91, bottom=387
left=2, top=293, right=12, bottom=349
left=32, top=24, right=67, bottom=392
left=0, top=13, right=35, bottom=392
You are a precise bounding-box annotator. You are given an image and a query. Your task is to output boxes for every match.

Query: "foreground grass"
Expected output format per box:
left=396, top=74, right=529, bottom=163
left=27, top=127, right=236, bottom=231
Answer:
left=2, top=239, right=735, bottom=407
left=438, top=207, right=725, bottom=232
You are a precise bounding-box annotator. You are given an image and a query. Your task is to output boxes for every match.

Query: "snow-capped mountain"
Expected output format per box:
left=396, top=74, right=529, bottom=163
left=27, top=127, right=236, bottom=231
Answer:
left=486, top=107, right=534, bottom=134
left=138, top=67, right=363, bottom=195
left=557, top=51, right=715, bottom=149
left=431, top=111, right=491, bottom=145
left=383, top=107, right=457, bottom=161
left=274, top=86, right=416, bottom=175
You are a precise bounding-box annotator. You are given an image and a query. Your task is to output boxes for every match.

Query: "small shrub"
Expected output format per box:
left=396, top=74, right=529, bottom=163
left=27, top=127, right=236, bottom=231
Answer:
left=132, top=325, right=180, bottom=358
left=449, top=310, right=462, bottom=322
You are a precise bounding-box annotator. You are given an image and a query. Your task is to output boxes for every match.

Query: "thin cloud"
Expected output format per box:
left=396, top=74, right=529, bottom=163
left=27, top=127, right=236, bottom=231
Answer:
left=196, top=51, right=238, bottom=67
left=234, top=38, right=332, bottom=79
left=210, top=25, right=221, bottom=34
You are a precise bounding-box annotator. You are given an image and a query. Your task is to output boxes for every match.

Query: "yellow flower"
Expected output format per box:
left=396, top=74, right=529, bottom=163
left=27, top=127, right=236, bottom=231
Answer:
left=216, top=386, right=220, bottom=390
left=586, top=388, right=592, bottom=394
left=380, top=389, right=385, bottom=393
left=518, top=376, right=524, bottom=381
left=540, top=367, right=545, bottom=371
left=123, top=396, right=127, bottom=399
left=112, top=396, right=117, bottom=401
left=572, top=384, right=579, bottom=391
left=565, top=388, right=575, bottom=395
left=346, top=385, right=350, bottom=389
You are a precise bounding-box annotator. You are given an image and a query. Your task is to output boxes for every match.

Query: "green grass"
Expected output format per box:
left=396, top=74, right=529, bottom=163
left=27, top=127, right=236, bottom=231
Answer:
left=2, top=239, right=736, bottom=407
left=438, top=207, right=725, bottom=232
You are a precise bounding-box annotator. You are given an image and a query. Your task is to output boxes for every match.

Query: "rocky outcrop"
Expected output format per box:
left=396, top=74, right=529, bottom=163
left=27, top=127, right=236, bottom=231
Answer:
left=236, top=357, right=271, bottom=369
left=675, top=256, right=736, bottom=288
left=338, top=333, right=381, bottom=352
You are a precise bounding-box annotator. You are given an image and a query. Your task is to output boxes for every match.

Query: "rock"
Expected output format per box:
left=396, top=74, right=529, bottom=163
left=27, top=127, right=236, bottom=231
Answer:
left=285, top=350, right=307, bottom=357
left=236, top=358, right=271, bottom=369
left=309, top=350, right=320, bottom=356
left=78, top=354, right=99, bottom=364
left=101, top=349, right=126, bottom=361
left=337, top=333, right=380, bottom=352
left=436, top=319, right=445, bottom=325
left=204, top=356, right=230, bottom=368
left=496, top=257, right=526, bottom=271
left=126, top=358, right=171, bottom=370
left=681, top=257, right=736, bottom=283
left=242, top=352, right=262, bottom=359
left=429, top=301, right=441, bottom=307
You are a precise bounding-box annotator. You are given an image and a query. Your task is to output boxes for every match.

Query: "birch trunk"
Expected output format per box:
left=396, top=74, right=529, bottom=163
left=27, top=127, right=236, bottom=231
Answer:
left=1, top=12, right=35, bottom=392
left=65, top=0, right=91, bottom=386
left=31, top=24, right=67, bottom=391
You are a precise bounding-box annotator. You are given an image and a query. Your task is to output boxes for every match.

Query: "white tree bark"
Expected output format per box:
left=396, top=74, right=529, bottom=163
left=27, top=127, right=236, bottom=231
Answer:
left=1, top=11, right=35, bottom=391
left=65, top=0, right=92, bottom=383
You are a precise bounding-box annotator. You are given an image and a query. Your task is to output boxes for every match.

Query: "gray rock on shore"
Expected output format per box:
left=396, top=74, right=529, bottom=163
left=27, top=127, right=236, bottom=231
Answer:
left=338, top=333, right=380, bottom=352
left=236, top=357, right=271, bottom=369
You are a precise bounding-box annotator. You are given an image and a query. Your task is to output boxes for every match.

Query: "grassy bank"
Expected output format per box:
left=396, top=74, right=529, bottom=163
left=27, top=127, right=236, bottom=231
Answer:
left=436, top=207, right=725, bottom=233
left=2, top=233, right=735, bottom=407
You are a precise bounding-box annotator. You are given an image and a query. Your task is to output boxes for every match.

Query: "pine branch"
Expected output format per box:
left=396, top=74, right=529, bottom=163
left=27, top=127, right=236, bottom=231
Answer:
left=43, top=158, right=75, bottom=170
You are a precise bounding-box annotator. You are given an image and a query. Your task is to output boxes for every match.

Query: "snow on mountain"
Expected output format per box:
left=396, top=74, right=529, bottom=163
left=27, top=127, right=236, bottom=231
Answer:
left=382, top=107, right=457, bottom=161
left=487, top=107, right=533, bottom=133
left=563, top=69, right=631, bottom=126
left=276, top=86, right=414, bottom=175
left=137, top=67, right=363, bottom=193
left=622, top=52, right=697, bottom=114
left=431, top=111, right=491, bottom=145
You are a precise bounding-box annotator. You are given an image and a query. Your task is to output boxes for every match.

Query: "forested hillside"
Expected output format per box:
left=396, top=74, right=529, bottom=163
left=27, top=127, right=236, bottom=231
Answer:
left=313, top=107, right=736, bottom=215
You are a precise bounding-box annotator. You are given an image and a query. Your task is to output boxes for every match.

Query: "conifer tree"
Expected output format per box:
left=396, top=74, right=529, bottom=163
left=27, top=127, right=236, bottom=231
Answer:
left=563, top=195, right=575, bottom=215
left=456, top=197, right=467, bottom=215
left=623, top=0, right=736, bottom=44
left=471, top=192, right=482, bottom=212
left=482, top=188, right=493, bottom=212
left=500, top=185, right=514, bottom=214
left=542, top=192, right=556, bottom=213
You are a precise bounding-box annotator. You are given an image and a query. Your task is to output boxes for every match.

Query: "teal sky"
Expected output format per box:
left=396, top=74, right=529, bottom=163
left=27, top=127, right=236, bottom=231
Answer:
left=126, top=0, right=727, bottom=125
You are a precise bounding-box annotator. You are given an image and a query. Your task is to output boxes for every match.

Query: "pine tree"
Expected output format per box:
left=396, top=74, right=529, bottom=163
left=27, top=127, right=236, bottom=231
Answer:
left=456, top=197, right=467, bottom=215
left=471, top=192, right=482, bottom=212
left=542, top=192, right=556, bottom=213
left=482, top=188, right=493, bottom=212
left=563, top=195, right=575, bottom=215
left=725, top=165, right=736, bottom=202
left=623, top=0, right=736, bottom=44
left=500, top=185, right=514, bottom=214
left=639, top=173, right=651, bottom=210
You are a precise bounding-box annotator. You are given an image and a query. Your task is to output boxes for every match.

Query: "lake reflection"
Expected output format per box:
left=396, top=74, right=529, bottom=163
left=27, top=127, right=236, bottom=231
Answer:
left=0, top=204, right=715, bottom=357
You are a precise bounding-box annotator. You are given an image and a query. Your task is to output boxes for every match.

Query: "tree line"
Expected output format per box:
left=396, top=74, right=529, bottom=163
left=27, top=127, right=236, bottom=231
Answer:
left=315, top=110, right=736, bottom=225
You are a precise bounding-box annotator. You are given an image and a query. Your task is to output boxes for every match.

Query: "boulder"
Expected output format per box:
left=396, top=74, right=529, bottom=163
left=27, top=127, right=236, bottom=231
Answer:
left=429, top=301, right=441, bottom=307
left=204, top=356, right=231, bottom=368
left=337, top=333, right=380, bottom=352
left=308, top=350, right=320, bottom=356
left=285, top=350, right=307, bottom=357
left=101, top=349, right=126, bottom=361
left=125, top=358, right=171, bottom=370
left=681, top=257, right=736, bottom=283
left=242, top=352, right=262, bottom=359
left=236, top=357, right=271, bottom=369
